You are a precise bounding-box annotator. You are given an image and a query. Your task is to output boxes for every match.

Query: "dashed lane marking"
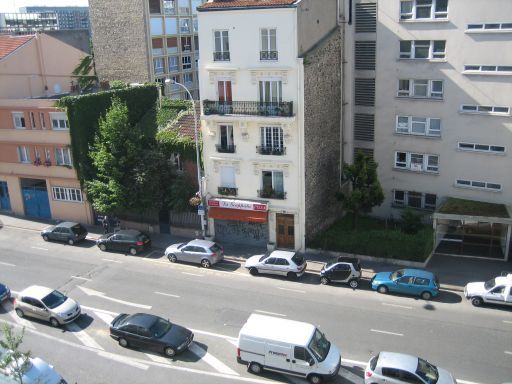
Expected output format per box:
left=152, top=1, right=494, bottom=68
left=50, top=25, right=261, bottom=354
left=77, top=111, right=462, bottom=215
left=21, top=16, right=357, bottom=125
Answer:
left=0, top=261, right=15, bottom=267
left=102, top=258, right=122, bottom=264
left=255, top=310, right=286, bottom=317
left=341, top=358, right=367, bottom=366
left=77, top=286, right=151, bottom=309
left=278, top=287, right=305, bottom=294
left=505, top=351, right=512, bottom=355
left=30, top=246, right=48, bottom=251
left=370, top=329, right=403, bottom=337
left=145, top=353, right=170, bottom=364
left=65, top=322, right=105, bottom=350
left=382, top=302, right=412, bottom=309
left=189, top=342, right=239, bottom=376
left=190, top=328, right=238, bottom=342
left=182, top=272, right=204, bottom=277
left=71, top=275, right=91, bottom=281
left=154, top=291, right=180, bottom=298
left=503, top=320, right=512, bottom=324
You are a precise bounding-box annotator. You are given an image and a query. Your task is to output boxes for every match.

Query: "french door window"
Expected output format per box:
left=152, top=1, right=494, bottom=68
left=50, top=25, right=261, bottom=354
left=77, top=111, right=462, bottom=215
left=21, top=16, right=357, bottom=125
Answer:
left=259, top=126, right=284, bottom=155
left=214, top=30, right=230, bottom=61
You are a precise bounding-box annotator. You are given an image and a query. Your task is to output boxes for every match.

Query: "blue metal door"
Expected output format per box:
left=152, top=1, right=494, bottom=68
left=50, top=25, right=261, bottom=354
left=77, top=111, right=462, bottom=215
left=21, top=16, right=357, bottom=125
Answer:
left=0, top=181, right=11, bottom=210
left=22, top=186, right=51, bottom=219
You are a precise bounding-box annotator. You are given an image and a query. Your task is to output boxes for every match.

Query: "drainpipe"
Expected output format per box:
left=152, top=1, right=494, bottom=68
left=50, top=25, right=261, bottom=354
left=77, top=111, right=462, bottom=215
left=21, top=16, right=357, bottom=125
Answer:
left=35, top=33, right=48, bottom=97
left=339, top=0, right=347, bottom=187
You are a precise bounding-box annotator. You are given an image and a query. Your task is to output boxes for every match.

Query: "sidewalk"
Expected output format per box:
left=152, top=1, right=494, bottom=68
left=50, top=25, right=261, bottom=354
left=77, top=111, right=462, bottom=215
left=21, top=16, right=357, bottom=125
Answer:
left=1, top=213, right=510, bottom=292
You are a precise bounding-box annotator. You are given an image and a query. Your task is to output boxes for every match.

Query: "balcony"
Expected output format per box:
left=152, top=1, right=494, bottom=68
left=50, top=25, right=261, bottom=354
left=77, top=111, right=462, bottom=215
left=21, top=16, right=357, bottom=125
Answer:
left=213, top=51, right=230, bottom=61
left=256, top=146, right=286, bottom=156
left=260, top=50, right=278, bottom=61
left=258, top=189, right=287, bottom=200
left=215, top=144, right=236, bottom=153
left=203, top=101, right=293, bottom=117
left=218, top=186, right=238, bottom=196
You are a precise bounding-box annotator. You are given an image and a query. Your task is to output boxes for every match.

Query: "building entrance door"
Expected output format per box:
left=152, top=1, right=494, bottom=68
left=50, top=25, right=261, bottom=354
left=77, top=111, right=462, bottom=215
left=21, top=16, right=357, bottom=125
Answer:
left=21, top=179, right=51, bottom=219
left=0, top=181, right=11, bottom=210
left=276, top=214, right=294, bottom=249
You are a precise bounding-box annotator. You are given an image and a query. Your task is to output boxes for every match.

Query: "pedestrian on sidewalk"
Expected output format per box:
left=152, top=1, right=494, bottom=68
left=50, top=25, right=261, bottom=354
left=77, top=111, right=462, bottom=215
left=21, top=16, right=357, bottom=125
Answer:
left=102, top=215, right=110, bottom=234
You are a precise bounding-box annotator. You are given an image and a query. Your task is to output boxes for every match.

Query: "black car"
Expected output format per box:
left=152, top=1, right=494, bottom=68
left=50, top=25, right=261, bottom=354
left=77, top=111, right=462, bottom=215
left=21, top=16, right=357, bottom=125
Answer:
left=41, top=222, right=88, bottom=245
left=0, top=283, right=11, bottom=302
left=96, top=229, right=151, bottom=255
left=110, top=313, right=193, bottom=357
left=320, top=257, right=362, bottom=288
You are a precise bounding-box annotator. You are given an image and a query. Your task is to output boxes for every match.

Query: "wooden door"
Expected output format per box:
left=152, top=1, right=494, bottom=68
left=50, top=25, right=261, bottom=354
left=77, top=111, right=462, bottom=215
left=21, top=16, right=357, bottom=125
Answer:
left=276, top=214, right=295, bottom=249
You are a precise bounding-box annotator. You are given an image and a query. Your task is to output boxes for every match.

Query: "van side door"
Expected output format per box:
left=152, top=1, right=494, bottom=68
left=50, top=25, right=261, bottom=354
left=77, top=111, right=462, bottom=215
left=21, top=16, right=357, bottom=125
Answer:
left=264, top=343, right=291, bottom=372
left=291, top=346, right=315, bottom=378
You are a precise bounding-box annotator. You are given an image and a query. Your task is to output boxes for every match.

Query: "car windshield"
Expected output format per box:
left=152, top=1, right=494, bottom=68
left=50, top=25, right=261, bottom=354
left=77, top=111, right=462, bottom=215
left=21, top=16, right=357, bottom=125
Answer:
left=390, top=269, right=405, bottom=280
left=41, top=290, right=67, bottom=309
left=177, top=243, right=186, bottom=249
left=210, top=243, right=222, bottom=252
left=484, top=278, right=496, bottom=290
left=416, top=358, right=439, bottom=384
left=150, top=317, right=172, bottom=338
left=259, top=253, right=270, bottom=262
left=291, top=254, right=305, bottom=266
left=307, top=329, right=330, bottom=362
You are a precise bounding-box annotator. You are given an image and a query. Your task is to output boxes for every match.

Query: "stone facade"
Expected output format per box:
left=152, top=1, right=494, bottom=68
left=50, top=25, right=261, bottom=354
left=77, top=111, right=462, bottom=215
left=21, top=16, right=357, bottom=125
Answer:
left=88, top=0, right=150, bottom=83
left=303, top=27, right=343, bottom=241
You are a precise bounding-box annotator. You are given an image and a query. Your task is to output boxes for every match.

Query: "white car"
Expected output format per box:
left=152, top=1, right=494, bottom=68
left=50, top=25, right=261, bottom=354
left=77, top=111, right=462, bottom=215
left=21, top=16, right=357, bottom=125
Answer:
left=464, top=273, right=512, bottom=307
left=244, top=250, right=306, bottom=279
left=364, top=351, right=456, bottom=384
left=0, top=348, right=67, bottom=384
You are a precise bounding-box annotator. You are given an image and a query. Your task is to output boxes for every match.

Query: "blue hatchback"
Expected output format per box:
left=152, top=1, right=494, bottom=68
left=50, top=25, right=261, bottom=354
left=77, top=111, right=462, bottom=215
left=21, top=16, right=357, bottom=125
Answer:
left=370, top=269, right=440, bottom=300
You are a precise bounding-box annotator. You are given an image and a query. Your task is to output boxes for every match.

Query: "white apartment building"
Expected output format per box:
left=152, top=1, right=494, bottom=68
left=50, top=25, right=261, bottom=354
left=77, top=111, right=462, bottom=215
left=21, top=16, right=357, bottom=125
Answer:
left=197, top=0, right=342, bottom=250
left=344, top=0, right=512, bottom=259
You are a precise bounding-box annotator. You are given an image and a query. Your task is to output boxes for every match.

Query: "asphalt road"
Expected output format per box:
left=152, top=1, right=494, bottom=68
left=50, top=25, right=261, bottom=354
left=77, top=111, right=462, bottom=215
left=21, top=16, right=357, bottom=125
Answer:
left=0, top=226, right=510, bottom=384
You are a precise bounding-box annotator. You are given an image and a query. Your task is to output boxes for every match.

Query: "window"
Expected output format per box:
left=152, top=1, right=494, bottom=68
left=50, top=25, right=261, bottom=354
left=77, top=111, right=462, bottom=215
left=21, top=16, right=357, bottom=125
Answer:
left=152, top=38, right=164, bottom=55
left=167, top=37, right=178, bottom=53
left=150, top=17, right=163, bottom=35
left=178, top=0, right=190, bottom=14
left=259, top=80, right=282, bottom=103
left=153, top=58, right=165, bottom=74
left=182, top=55, right=191, bottom=70
left=214, top=30, right=230, bottom=61
left=294, top=346, right=312, bottom=362
left=393, top=190, right=437, bottom=211
left=455, top=179, right=502, bottom=191
left=183, top=72, right=193, bottom=86
left=220, top=166, right=236, bottom=188
left=181, top=36, right=192, bottom=52
left=463, top=65, right=512, bottom=74
left=165, top=17, right=177, bottom=34
left=261, top=28, right=277, bottom=60
left=149, top=0, right=161, bottom=14
left=17, top=146, right=30, bottom=163
left=163, top=0, right=175, bottom=14
left=168, top=56, right=179, bottom=71
left=193, top=17, right=198, bottom=32
left=30, top=112, right=36, bottom=129
left=218, top=125, right=234, bottom=152
left=460, top=105, right=510, bottom=116
left=400, top=40, right=445, bottom=59
left=397, top=79, right=443, bottom=99
left=466, top=22, right=512, bottom=32
left=50, top=112, right=69, bottom=129
left=55, top=147, right=72, bottom=166
left=52, top=186, right=83, bottom=202
left=400, top=0, right=448, bottom=20
left=40, top=112, right=46, bottom=129
left=179, top=18, right=190, bottom=33
left=260, top=126, right=284, bottom=155
left=396, top=116, right=441, bottom=137
left=394, top=152, right=439, bottom=173
left=261, top=170, right=285, bottom=199
left=458, top=142, right=505, bottom=154
left=12, top=112, right=26, bottom=129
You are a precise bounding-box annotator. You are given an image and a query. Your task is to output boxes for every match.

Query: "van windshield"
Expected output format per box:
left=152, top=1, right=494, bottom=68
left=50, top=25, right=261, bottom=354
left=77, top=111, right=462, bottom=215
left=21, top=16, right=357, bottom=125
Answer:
left=308, top=329, right=330, bottom=362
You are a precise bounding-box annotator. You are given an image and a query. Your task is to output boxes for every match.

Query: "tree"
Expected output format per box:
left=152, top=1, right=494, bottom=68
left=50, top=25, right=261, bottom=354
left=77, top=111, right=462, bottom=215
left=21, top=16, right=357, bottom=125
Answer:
left=0, top=324, right=30, bottom=384
left=71, top=40, right=98, bottom=92
left=338, top=152, right=384, bottom=229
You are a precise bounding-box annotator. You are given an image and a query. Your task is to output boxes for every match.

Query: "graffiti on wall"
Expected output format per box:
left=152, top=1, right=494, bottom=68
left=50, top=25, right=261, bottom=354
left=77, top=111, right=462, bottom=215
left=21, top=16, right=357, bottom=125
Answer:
left=215, top=220, right=269, bottom=243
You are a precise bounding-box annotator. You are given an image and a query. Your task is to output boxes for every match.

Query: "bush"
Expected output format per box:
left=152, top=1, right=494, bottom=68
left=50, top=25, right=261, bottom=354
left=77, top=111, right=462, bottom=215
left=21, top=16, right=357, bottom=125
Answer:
left=400, top=208, right=422, bottom=234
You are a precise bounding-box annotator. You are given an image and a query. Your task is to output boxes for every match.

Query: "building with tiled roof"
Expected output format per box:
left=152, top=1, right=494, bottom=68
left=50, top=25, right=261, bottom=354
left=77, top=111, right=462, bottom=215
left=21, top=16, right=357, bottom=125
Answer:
left=0, top=35, right=34, bottom=60
left=198, top=0, right=297, bottom=10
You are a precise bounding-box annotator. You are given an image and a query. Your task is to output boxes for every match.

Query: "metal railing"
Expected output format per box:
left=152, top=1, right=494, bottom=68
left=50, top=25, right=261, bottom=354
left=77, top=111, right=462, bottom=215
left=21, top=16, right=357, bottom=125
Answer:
left=218, top=187, right=238, bottom=196
left=257, top=189, right=287, bottom=200
left=260, top=50, right=278, bottom=61
left=215, top=144, right=236, bottom=153
left=203, top=100, right=293, bottom=117
left=213, top=51, right=230, bottom=61
left=256, top=146, right=286, bottom=156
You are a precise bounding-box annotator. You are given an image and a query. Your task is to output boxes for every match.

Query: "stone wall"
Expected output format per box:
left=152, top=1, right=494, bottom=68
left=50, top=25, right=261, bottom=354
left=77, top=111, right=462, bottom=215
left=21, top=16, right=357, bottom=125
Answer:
left=89, top=0, right=150, bottom=83
left=303, top=27, right=343, bottom=242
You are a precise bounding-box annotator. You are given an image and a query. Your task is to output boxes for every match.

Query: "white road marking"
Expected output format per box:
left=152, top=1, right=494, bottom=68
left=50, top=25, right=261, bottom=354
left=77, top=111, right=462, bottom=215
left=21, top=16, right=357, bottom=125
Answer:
left=1, top=302, right=35, bottom=329
left=370, top=329, right=404, bottom=337
left=255, top=310, right=286, bottom=317
left=182, top=272, right=203, bottom=277
left=339, top=366, right=365, bottom=384
left=190, top=328, right=238, bottom=342
left=0, top=261, right=15, bottom=267
left=341, top=358, right=367, bottom=366
left=457, top=380, right=484, bottom=384
left=189, top=342, right=239, bottom=376
left=505, top=351, right=512, bottom=355
left=94, top=312, right=115, bottom=326
left=278, top=287, right=305, bottom=294
left=71, top=275, right=91, bottom=281
left=65, top=322, right=105, bottom=350
left=227, top=339, right=238, bottom=347
left=145, top=353, right=171, bottom=364
left=102, top=258, right=122, bottom=264
left=503, top=320, right=512, bottom=324
left=30, top=246, right=48, bottom=251
left=77, top=286, right=151, bottom=309
left=80, top=305, right=119, bottom=317
left=142, top=258, right=252, bottom=278
left=382, top=302, right=412, bottom=309
left=97, top=351, right=149, bottom=370
left=154, top=291, right=180, bottom=298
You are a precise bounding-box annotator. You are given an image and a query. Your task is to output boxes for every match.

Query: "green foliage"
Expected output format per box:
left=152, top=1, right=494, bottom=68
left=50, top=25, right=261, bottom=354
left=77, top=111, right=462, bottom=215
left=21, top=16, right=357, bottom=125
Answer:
left=166, top=175, right=196, bottom=212
left=71, top=40, right=98, bottom=92
left=400, top=207, right=423, bottom=234
left=157, top=98, right=192, bottom=127
left=0, top=324, right=31, bottom=384
left=109, top=80, right=129, bottom=89
left=156, top=129, right=196, bottom=160
left=309, top=215, right=433, bottom=262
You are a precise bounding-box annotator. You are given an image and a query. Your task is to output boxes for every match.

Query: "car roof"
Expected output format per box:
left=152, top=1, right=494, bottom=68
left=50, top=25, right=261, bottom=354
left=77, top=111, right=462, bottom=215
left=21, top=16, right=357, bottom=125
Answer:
left=20, top=285, right=53, bottom=299
left=123, top=313, right=160, bottom=328
left=240, top=314, right=315, bottom=345
left=377, top=351, right=419, bottom=371
left=117, top=229, right=142, bottom=236
left=269, top=250, right=296, bottom=260
left=495, top=274, right=512, bottom=285
left=402, top=269, right=435, bottom=278
left=188, top=239, right=216, bottom=248
left=56, top=221, right=80, bottom=228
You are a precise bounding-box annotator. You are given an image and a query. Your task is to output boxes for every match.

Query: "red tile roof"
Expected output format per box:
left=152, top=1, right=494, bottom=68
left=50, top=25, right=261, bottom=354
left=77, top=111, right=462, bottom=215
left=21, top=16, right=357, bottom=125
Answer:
left=0, top=35, right=35, bottom=60
left=198, top=0, right=297, bottom=10
left=173, top=102, right=201, bottom=139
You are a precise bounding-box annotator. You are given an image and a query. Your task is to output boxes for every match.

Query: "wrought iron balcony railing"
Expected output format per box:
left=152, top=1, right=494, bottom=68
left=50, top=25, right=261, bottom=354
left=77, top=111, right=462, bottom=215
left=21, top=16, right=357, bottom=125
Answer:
left=257, top=189, right=287, bottom=200
left=260, top=50, right=278, bottom=61
left=213, top=51, right=230, bottom=61
left=256, top=146, right=286, bottom=156
left=215, top=144, right=236, bottom=153
left=203, top=100, right=293, bottom=117
left=218, top=186, right=238, bottom=196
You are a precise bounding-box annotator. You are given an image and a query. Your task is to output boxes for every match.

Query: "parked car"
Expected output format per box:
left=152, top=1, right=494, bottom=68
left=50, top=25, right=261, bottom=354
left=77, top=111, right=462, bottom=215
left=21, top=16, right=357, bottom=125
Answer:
left=320, top=257, right=362, bottom=288
left=0, top=283, right=11, bottom=302
left=165, top=239, right=224, bottom=268
left=41, top=222, right=88, bottom=245
left=14, top=285, right=81, bottom=327
left=110, top=313, right=193, bottom=357
left=245, top=250, right=307, bottom=279
left=370, top=269, right=439, bottom=300
left=364, top=351, right=456, bottom=384
left=96, top=229, right=151, bottom=255
left=464, top=272, right=512, bottom=307
left=0, top=347, right=67, bottom=384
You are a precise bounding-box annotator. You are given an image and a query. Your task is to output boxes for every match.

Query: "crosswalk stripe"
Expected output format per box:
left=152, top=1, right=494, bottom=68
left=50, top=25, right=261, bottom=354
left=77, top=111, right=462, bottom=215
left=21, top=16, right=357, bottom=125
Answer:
left=65, top=322, right=105, bottom=350
left=189, top=342, right=239, bottom=376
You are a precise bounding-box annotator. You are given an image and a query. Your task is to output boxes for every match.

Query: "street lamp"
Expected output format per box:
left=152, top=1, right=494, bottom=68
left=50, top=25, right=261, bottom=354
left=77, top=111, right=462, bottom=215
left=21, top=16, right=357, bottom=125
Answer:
left=164, top=78, right=206, bottom=238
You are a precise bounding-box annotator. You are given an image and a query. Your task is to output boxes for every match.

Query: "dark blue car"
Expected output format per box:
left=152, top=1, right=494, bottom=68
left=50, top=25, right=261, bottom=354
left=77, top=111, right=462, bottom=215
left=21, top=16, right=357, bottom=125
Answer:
left=370, top=268, right=440, bottom=300
left=0, top=283, right=11, bottom=303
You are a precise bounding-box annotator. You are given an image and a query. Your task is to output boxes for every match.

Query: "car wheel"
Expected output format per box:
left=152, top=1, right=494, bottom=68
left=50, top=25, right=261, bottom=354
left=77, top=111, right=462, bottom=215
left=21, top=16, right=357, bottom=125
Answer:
left=249, top=267, right=258, bottom=276
left=287, top=272, right=298, bottom=280
left=168, top=254, right=177, bottom=263
left=164, top=347, right=176, bottom=357
left=308, top=374, right=323, bottom=384
left=50, top=317, right=60, bottom=327
left=320, top=276, right=330, bottom=285
left=377, top=285, right=388, bottom=294
left=421, top=291, right=432, bottom=300
left=349, top=279, right=359, bottom=289
left=99, top=244, right=107, bottom=251
left=42, top=235, right=49, bottom=242
left=119, top=338, right=129, bottom=348
left=201, top=259, right=211, bottom=268
left=129, top=247, right=137, bottom=256
left=68, top=238, right=75, bottom=246
left=471, top=296, right=483, bottom=307
left=248, top=362, right=263, bottom=375
left=15, top=308, right=24, bottom=318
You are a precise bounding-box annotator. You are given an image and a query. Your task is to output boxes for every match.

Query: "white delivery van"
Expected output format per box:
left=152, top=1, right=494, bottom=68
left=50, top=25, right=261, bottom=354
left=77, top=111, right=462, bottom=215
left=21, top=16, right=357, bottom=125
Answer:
left=237, top=314, right=341, bottom=384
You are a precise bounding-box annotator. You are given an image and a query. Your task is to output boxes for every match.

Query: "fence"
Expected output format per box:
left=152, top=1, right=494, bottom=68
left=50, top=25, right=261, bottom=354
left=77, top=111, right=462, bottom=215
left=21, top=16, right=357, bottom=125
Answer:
left=169, top=210, right=200, bottom=229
